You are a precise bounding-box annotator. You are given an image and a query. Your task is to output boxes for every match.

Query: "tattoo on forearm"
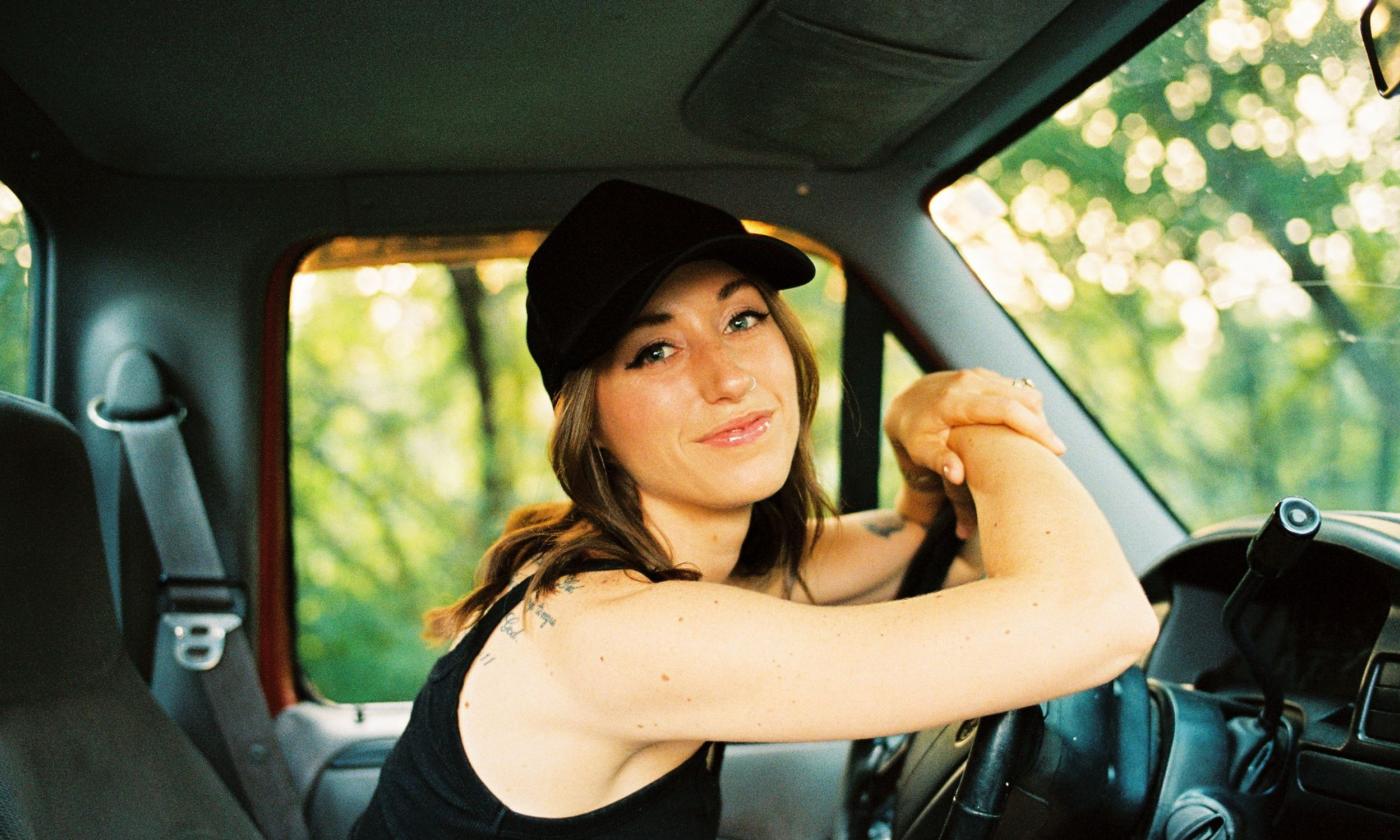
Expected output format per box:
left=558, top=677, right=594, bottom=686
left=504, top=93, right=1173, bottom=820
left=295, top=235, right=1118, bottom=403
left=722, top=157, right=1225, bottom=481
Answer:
left=862, top=513, right=907, bottom=538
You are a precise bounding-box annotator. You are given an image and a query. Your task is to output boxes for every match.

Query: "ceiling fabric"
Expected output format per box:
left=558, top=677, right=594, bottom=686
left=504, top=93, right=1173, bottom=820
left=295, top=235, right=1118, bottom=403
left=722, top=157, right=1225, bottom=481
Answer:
left=1, top=0, right=1073, bottom=177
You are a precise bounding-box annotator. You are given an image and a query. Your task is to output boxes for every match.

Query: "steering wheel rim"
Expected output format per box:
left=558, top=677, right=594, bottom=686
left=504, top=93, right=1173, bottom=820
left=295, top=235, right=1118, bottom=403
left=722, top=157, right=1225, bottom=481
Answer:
left=937, top=706, right=1040, bottom=840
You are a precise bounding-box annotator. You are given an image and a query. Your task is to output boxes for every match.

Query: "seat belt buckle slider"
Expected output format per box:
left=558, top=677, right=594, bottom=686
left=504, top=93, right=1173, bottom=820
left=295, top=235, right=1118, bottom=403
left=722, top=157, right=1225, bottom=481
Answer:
left=158, top=572, right=245, bottom=616
left=162, top=611, right=243, bottom=671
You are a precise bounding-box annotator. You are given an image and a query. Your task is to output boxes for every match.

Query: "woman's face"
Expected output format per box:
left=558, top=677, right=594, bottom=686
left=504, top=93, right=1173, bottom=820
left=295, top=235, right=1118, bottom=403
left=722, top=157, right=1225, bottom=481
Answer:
left=594, top=259, right=801, bottom=515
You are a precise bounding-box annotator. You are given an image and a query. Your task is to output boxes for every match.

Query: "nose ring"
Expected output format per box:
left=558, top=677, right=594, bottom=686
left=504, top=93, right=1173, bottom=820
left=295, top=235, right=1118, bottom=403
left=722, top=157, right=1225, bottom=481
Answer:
left=745, top=374, right=757, bottom=394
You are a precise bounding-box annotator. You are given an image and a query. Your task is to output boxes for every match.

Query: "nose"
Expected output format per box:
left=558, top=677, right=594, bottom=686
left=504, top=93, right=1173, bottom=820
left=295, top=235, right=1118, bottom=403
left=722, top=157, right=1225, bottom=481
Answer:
left=694, top=338, right=754, bottom=403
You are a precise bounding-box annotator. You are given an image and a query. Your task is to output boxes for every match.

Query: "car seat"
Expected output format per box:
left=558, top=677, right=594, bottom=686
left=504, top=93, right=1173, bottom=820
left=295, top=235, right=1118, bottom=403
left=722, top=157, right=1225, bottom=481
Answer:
left=0, top=391, right=261, bottom=839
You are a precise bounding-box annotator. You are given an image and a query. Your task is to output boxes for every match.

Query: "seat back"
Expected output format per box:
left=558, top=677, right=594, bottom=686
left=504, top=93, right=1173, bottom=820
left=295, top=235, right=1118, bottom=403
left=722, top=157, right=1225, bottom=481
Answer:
left=0, top=391, right=260, bottom=839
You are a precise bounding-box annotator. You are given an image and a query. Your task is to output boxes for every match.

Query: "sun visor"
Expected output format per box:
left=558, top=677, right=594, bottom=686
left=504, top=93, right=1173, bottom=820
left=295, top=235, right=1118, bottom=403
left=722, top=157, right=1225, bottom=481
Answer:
left=684, top=0, right=1074, bottom=169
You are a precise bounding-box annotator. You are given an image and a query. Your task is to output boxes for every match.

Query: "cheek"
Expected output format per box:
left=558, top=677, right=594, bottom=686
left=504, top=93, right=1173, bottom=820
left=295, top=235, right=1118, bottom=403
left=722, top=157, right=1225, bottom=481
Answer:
left=594, top=376, right=683, bottom=465
left=759, top=336, right=801, bottom=414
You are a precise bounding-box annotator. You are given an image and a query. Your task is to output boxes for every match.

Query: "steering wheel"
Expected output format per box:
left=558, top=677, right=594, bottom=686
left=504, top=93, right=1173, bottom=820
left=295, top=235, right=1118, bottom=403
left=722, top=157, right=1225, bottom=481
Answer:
left=937, top=707, right=1040, bottom=839
left=838, top=510, right=1157, bottom=840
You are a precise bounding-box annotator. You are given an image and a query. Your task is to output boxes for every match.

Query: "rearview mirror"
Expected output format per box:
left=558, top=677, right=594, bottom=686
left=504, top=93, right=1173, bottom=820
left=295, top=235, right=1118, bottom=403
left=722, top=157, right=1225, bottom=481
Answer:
left=1362, top=0, right=1400, bottom=98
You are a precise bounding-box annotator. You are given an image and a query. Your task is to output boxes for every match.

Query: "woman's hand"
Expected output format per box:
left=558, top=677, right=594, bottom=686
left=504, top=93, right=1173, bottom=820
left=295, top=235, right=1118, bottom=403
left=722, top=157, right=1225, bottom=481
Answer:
left=885, top=369, right=1065, bottom=537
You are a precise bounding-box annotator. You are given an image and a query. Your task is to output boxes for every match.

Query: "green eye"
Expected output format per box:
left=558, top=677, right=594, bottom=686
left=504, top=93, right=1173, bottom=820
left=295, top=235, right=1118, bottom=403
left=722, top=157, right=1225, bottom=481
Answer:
left=626, top=342, right=675, bottom=369
left=728, top=310, right=770, bottom=332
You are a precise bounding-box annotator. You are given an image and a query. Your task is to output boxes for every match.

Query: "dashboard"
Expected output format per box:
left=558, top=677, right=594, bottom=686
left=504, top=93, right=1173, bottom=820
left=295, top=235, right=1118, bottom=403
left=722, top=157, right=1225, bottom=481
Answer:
left=1143, top=511, right=1400, bottom=839
left=886, top=510, right=1400, bottom=840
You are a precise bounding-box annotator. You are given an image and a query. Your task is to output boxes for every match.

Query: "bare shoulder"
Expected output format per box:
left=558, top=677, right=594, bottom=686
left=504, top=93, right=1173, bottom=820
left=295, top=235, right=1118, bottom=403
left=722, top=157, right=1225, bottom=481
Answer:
left=514, top=566, right=654, bottom=629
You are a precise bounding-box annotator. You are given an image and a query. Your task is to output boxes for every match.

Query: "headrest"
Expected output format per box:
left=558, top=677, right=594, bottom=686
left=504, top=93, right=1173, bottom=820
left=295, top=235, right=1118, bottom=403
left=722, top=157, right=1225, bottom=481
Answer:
left=0, top=392, right=123, bottom=701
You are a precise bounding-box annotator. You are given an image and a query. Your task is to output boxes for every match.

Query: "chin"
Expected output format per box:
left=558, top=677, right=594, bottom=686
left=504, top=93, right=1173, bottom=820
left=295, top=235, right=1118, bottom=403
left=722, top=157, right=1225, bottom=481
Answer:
left=714, top=461, right=792, bottom=507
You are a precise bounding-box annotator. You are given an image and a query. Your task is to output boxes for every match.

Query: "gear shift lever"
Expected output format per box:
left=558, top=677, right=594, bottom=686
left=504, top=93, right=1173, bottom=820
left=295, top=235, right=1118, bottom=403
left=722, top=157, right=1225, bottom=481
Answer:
left=1221, top=496, right=1320, bottom=792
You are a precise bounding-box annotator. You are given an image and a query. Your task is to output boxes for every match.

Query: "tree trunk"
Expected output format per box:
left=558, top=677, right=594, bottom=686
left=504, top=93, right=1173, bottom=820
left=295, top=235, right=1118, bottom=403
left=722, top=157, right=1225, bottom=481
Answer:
left=449, top=266, right=506, bottom=519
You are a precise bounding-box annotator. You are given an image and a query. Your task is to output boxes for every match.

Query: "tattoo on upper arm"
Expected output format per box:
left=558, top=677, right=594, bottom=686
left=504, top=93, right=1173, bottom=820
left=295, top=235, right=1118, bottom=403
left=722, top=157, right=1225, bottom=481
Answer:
left=496, top=576, right=581, bottom=641
left=498, top=613, right=523, bottom=640
left=862, top=513, right=907, bottom=538
left=528, top=601, right=556, bottom=628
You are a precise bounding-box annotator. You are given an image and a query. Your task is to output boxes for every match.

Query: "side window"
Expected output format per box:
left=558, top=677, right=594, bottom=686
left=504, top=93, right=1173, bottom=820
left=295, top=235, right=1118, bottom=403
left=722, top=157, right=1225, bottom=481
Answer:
left=0, top=183, right=33, bottom=394
left=288, top=230, right=851, bottom=702
left=878, top=335, right=925, bottom=507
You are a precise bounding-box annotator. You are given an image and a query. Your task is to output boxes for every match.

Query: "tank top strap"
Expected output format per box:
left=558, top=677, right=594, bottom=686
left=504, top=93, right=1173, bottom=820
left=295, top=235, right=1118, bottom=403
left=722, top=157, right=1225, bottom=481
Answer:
left=429, top=576, right=533, bottom=683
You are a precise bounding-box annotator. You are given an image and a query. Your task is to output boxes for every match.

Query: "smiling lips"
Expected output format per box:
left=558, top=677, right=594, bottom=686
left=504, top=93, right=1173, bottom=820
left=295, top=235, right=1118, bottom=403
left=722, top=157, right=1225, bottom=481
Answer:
left=698, top=411, right=773, bottom=447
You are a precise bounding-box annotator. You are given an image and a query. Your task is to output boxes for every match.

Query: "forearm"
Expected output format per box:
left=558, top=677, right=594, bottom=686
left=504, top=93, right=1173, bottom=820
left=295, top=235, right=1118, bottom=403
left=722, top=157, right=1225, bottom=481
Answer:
left=893, top=482, right=942, bottom=528
left=949, top=426, right=1149, bottom=606
left=896, top=478, right=983, bottom=587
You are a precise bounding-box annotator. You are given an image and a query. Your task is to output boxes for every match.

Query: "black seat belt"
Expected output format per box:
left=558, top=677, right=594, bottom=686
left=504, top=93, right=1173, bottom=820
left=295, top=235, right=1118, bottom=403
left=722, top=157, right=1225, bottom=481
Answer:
left=89, top=348, right=310, bottom=840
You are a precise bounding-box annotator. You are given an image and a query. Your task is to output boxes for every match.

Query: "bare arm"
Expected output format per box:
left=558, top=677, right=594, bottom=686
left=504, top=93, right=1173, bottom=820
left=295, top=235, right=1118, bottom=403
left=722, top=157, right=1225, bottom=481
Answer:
left=542, top=425, right=1158, bottom=745
left=766, top=504, right=982, bottom=606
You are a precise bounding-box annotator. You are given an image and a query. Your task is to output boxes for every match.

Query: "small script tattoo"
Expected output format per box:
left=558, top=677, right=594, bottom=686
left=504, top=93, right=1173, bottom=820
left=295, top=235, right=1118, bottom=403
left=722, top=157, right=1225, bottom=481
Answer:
left=479, top=652, right=497, bottom=666
left=863, top=514, right=907, bottom=539
left=528, top=601, right=557, bottom=628
left=498, top=613, right=523, bottom=640
left=556, top=575, right=582, bottom=594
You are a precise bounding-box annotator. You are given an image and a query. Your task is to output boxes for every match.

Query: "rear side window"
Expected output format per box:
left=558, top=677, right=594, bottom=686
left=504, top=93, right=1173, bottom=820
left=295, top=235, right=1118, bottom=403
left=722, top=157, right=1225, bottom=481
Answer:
left=0, top=183, right=32, bottom=394
left=288, top=230, right=847, bottom=702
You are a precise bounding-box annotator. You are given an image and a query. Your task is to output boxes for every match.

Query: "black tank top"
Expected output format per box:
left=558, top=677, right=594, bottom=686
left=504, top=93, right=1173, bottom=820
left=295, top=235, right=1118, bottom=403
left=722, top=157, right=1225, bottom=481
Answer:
left=350, top=574, right=724, bottom=839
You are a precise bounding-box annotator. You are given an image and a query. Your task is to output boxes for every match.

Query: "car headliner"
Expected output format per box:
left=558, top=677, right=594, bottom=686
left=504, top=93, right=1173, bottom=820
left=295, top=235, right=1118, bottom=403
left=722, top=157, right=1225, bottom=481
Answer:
left=1, top=0, right=1195, bottom=181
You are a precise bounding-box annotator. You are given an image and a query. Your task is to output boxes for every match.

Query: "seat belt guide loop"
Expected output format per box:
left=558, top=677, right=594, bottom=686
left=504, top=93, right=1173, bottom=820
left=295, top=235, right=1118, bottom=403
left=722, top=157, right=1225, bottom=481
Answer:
left=162, top=612, right=243, bottom=671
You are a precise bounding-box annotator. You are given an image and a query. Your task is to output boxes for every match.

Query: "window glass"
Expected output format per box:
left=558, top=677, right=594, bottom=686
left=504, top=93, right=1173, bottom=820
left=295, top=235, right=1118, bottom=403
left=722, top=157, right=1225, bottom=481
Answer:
left=930, top=0, right=1400, bottom=528
left=289, top=232, right=848, bottom=702
left=0, top=183, right=32, bottom=395
left=878, top=335, right=926, bottom=509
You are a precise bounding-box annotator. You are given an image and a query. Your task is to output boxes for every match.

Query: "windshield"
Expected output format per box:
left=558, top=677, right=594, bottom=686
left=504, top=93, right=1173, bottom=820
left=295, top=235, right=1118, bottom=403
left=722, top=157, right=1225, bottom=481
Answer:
left=931, top=0, right=1400, bottom=528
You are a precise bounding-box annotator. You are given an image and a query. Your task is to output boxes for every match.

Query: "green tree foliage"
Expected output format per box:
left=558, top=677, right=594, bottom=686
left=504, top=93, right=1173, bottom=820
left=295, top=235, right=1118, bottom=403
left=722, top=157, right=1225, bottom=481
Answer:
left=289, top=252, right=847, bottom=702
left=932, top=0, right=1400, bottom=528
left=0, top=183, right=31, bottom=395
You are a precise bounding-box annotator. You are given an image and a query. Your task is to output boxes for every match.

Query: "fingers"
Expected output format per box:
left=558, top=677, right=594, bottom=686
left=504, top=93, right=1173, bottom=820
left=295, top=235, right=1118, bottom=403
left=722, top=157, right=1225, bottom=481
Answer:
left=895, top=434, right=963, bottom=495
left=944, top=479, right=977, bottom=539
left=953, top=371, right=1057, bottom=445
left=943, top=452, right=965, bottom=486
left=888, top=369, right=1066, bottom=492
left=960, top=395, right=1066, bottom=455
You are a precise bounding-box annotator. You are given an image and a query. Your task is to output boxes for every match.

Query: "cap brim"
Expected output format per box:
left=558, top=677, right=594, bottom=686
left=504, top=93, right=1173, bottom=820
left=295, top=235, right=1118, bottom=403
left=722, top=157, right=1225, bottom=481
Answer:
left=567, top=233, right=816, bottom=370
left=657, top=233, right=815, bottom=292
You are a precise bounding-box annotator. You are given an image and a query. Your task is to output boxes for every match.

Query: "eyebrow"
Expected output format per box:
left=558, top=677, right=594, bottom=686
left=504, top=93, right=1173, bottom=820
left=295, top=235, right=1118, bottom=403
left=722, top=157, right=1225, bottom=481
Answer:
left=621, top=277, right=759, bottom=337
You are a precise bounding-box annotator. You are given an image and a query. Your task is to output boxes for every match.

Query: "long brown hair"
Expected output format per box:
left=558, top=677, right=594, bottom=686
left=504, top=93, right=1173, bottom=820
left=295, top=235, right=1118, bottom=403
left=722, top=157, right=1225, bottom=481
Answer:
left=424, top=282, right=834, bottom=643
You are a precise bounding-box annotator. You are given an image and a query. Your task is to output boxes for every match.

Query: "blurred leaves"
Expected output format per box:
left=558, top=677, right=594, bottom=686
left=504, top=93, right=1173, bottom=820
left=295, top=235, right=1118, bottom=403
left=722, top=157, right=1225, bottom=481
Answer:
left=932, top=0, right=1400, bottom=527
left=0, top=182, right=31, bottom=395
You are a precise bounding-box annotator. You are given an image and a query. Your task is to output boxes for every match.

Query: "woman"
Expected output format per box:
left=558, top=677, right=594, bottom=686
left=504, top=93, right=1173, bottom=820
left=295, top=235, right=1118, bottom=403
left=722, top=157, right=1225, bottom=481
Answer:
left=351, top=180, right=1158, bottom=839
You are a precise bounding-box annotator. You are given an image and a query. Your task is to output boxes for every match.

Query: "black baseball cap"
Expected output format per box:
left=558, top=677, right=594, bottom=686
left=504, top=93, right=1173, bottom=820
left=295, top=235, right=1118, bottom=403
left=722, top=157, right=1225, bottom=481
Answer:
left=525, top=179, right=815, bottom=400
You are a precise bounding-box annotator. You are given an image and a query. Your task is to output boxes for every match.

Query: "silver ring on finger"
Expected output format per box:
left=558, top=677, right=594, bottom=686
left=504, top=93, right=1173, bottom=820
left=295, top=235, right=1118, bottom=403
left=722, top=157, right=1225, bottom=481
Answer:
left=1011, top=377, right=1035, bottom=389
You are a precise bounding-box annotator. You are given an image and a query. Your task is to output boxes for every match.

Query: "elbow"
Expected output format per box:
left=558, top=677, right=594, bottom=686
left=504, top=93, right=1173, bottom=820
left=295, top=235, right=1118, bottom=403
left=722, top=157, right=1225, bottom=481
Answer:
left=1120, top=582, right=1160, bottom=657
left=1091, top=581, right=1160, bottom=678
